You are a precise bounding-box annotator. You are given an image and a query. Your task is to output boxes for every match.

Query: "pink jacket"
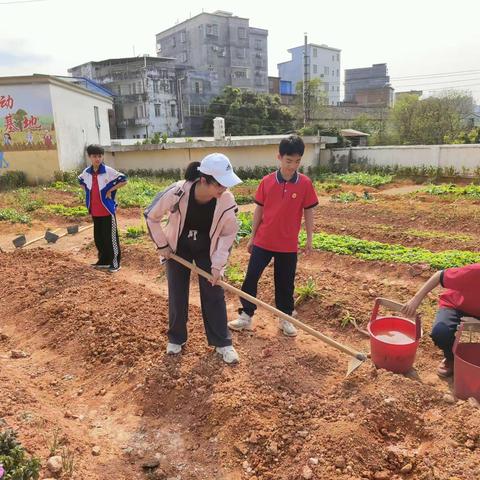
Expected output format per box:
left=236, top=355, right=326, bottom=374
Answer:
left=144, top=180, right=239, bottom=274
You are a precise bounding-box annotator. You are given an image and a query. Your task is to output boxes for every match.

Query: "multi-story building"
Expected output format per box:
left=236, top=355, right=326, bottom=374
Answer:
left=344, top=63, right=394, bottom=107
left=155, top=10, right=268, bottom=135
left=69, top=56, right=179, bottom=139
left=277, top=43, right=341, bottom=106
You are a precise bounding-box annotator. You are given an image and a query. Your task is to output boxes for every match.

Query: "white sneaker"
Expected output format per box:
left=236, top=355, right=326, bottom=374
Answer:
left=215, top=346, right=240, bottom=364
left=228, top=312, right=253, bottom=331
left=166, top=342, right=183, bottom=355
left=278, top=312, right=298, bottom=337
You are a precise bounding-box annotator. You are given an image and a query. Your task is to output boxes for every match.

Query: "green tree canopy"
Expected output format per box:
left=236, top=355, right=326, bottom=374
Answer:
left=391, top=91, right=474, bottom=145
left=293, top=78, right=328, bottom=126
left=203, top=86, right=295, bottom=136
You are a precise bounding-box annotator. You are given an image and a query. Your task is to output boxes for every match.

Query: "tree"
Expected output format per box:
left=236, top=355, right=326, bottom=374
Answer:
left=390, top=91, right=474, bottom=145
left=203, top=86, right=295, bottom=136
left=292, top=78, right=328, bottom=126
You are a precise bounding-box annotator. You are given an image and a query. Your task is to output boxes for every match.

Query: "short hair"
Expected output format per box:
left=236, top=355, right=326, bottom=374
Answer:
left=86, top=144, right=104, bottom=156
left=279, top=135, right=305, bottom=157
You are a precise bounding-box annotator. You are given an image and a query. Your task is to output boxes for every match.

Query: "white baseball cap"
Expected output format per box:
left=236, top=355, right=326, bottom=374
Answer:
left=198, top=153, right=242, bottom=188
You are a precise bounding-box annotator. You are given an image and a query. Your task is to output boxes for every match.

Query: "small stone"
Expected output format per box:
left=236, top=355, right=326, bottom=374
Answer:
left=267, top=441, right=278, bottom=455
left=302, top=465, right=313, bottom=479
left=10, top=350, right=29, bottom=359
left=142, top=458, right=161, bottom=469
left=248, top=432, right=259, bottom=444
left=443, top=393, right=456, bottom=404
left=465, top=439, right=475, bottom=450
left=234, top=443, right=248, bottom=455
left=384, top=397, right=396, bottom=405
left=400, top=463, right=413, bottom=473
left=309, top=457, right=319, bottom=466
left=334, top=456, right=346, bottom=469
left=47, top=455, right=63, bottom=473
left=91, top=445, right=101, bottom=456
left=374, top=471, right=390, bottom=480
left=297, top=430, right=309, bottom=438
left=467, top=397, right=480, bottom=408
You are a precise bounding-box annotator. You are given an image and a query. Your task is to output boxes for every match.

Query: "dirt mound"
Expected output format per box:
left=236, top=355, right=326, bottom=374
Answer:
left=1, top=249, right=479, bottom=480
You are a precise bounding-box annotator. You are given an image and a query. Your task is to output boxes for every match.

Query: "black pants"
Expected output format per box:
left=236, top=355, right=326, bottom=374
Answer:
left=431, top=308, right=479, bottom=360
left=92, top=215, right=121, bottom=268
left=239, top=245, right=297, bottom=317
left=166, top=231, right=232, bottom=347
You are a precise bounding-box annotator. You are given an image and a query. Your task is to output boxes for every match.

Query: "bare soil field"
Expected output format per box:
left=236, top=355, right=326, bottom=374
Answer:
left=0, top=182, right=479, bottom=480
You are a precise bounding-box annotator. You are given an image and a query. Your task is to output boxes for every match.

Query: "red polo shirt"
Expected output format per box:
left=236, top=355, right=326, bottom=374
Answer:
left=90, top=171, right=111, bottom=217
left=439, top=264, right=480, bottom=317
left=253, top=170, right=318, bottom=253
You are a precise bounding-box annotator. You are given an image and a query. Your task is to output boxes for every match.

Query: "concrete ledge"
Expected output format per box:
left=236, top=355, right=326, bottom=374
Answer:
left=105, top=135, right=336, bottom=152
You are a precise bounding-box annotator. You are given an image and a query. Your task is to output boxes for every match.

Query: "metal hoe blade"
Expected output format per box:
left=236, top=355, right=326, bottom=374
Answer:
left=347, top=355, right=367, bottom=376
left=44, top=230, right=60, bottom=243
left=12, top=234, right=26, bottom=248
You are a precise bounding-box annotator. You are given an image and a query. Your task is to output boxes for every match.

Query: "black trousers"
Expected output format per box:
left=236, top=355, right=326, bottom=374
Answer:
left=92, top=215, right=121, bottom=268
left=239, top=245, right=297, bottom=317
left=431, top=308, right=479, bottom=360
left=166, top=231, right=232, bottom=347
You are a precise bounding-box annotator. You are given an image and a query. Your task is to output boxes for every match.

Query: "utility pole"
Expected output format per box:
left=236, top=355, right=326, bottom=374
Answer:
left=303, top=33, right=310, bottom=127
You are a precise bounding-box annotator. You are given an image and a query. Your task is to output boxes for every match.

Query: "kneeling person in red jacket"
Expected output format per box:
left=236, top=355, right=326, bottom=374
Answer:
left=402, top=264, right=480, bottom=377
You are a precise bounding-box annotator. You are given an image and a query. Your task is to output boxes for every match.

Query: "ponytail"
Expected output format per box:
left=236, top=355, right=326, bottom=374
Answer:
left=184, top=161, right=217, bottom=184
left=184, top=161, right=201, bottom=181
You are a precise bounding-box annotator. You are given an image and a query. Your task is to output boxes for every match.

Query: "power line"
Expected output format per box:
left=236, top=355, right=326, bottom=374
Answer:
left=0, top=0, right=47, bottom=4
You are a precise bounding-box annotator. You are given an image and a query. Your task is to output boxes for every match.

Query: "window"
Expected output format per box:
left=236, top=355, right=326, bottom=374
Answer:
left=337, top=53, right=340, bottom=61
left=331, top=85, right=334, bottom=91
left=154, top=104, right=161, bottom=117
left=132, top=83, right=136, bottom=94
left=194, top=81, right=203, bottom=94
left=169, top=80, right=176, bottom=93
left=137, top=105, right=144, bottom=118
left=234, top=69, right=248, bottom=79
left=94, top=106, right=100, bottom=129
left=180, top=31, right=186, bottom=43
left=170, top=104, right=177, bottom=117
left=238, top=27, right=246, bottom=39
left=171, top=35, right=176, bottom=47
left=206, top=24, right=218, bottom=36
left=313, top=64, right=317, bottom=74
left=337, top=86, right=340, bottom=91
left=313, top=48, right=317, bottom=57
left=324, top=66, right=329, bottom=75
left=153, top=80, right=160, bottom=94
left=332, top=55, right=335, bottom=61
left=179, top=51, right=187, bottom=63
left=237, top=48, right=246, bottom=59
left=255, top=39, right=262, bottom=50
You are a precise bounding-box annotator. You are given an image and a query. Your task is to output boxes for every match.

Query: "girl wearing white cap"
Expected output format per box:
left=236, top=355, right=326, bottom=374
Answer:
left=145, top=153, right=242, bottom=363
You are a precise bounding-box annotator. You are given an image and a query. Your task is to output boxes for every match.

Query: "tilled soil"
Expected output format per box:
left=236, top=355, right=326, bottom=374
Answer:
left=1, top=244, right=479, bottom=480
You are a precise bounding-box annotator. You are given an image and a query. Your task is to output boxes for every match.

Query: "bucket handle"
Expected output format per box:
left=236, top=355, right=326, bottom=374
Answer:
left=453, top=322, right=465, bottom=356
left=372, top=297, right=422, bottom=341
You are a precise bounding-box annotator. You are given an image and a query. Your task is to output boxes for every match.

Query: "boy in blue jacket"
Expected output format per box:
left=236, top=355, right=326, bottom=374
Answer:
left=78, top=144, right=127, bottom=273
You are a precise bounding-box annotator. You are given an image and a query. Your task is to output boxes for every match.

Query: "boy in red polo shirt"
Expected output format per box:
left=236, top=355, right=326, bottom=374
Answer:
left=402, top=264, right=480, bottom=377
left=228, top=135, right=318, bottom=336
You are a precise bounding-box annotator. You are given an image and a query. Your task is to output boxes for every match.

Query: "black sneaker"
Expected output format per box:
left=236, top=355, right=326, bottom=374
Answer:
left=108, top=266, right=121, bottom=273
left=91, top=262, right=110, bottom=269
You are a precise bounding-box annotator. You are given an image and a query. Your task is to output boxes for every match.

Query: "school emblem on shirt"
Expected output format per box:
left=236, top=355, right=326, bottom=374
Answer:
left=292, top=193, right=297, bottom=199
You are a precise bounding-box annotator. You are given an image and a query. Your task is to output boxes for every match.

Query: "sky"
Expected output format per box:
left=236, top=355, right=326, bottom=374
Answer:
left=2, top=0, right=480, bottom=101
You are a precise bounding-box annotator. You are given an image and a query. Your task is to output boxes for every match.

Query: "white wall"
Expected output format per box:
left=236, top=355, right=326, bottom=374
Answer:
left=49, top=83, right=112, bottom=171
left=322, top=145, right=480, bottom=173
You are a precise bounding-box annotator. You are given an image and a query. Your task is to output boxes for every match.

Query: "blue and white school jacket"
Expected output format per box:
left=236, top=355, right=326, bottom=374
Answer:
left=78, top=163, right=127, bottom=216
